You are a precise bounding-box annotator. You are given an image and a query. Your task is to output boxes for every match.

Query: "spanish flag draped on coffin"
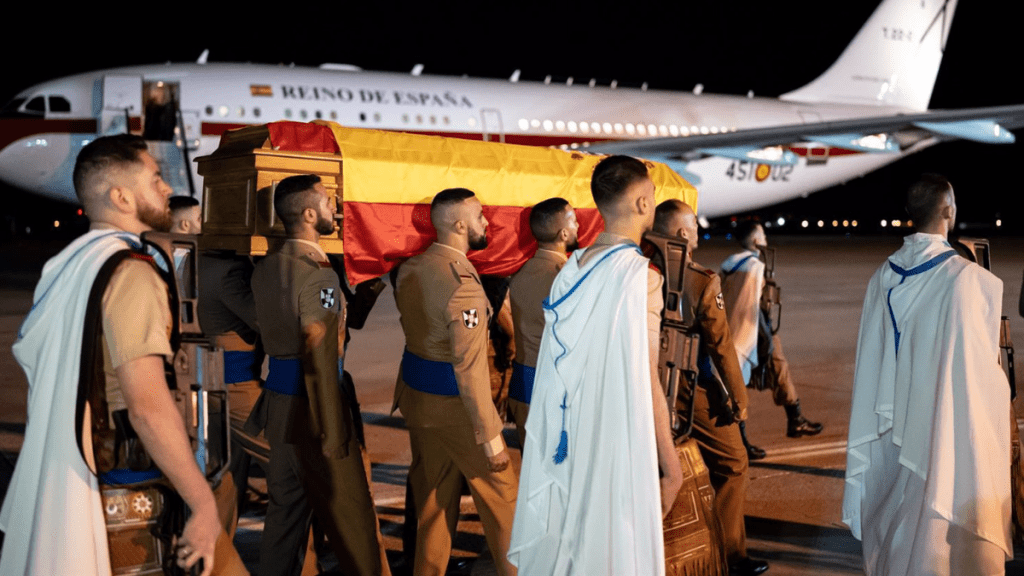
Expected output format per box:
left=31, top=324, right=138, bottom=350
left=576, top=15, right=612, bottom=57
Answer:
left=198, top=120, right=698, bottom=285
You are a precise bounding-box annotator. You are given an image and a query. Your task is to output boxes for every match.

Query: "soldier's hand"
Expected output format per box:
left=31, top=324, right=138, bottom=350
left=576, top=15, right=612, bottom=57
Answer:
left=733, top=403, right=748, bottom=423
left=487, top=449, right=511, bottom=473
left=660, top=472, right=684, bottom=519
left=176, top=503, right=220, bottom=576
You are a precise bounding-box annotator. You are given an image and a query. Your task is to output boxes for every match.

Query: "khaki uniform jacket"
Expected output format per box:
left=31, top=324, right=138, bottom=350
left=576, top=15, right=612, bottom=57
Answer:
left=252, top=240, right=351, bottom=458
left=393, top=243, right=502, bottom=448
left=509, top=249, right=566, bottom=368
left=680, top=260, right=749, bottom=413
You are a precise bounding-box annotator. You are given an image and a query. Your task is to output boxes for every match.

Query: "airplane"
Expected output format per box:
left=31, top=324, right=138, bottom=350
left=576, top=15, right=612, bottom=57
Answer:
left=1, top=0, right=1021, bottom=222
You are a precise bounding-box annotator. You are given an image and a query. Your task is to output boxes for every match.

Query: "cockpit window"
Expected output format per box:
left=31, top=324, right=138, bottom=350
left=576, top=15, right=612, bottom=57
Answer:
left=48, top=96, right=71, bottom=113
left=24, top=96, right=45, bottom=115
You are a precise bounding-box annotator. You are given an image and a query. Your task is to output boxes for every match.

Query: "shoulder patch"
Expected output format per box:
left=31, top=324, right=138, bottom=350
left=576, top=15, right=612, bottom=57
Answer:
left=715, top=293, right=725, bottom=310
left=320, top=287, right=337, bottom=309
left=462, top=308, right=480, bottom=329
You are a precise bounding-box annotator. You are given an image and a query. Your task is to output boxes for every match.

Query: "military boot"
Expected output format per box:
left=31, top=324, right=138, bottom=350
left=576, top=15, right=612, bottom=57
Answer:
left=785, top=400, right=823, bottom=437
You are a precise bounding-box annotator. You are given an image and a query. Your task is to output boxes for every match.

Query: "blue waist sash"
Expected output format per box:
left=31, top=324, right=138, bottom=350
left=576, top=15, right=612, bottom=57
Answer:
left=401, top=349, right=459, bottom=396
left=100, top=467, right=163, bottom=486
left=265, top=357, right=306, bottom=397
left=223, top=350, right=259, bottom=384
left=509, top=362, right=535, bottom=404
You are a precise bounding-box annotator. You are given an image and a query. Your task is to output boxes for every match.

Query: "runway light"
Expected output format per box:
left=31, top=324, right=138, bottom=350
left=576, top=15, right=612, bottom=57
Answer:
left=832, top=220, right=839, bottom=227
left=777, top=217, right=785, bottom=226
left=880, top=220, right=887, bottom=228
left=907, top=220, right=913, bottom=227
left=843, top=220, right=849, bottom=227
left=53, top=220, right=60, bottom=228
left=893, top=220, right=902, bottom=228
left=801, top=220, right=809, bottom=228
left=817, top=220, right=824, bottom=228
left=852, top=220, right=858, bottom=227
left=996, top=219, right=1002, bottom=227
left=77, top=209, right=83, bottom=216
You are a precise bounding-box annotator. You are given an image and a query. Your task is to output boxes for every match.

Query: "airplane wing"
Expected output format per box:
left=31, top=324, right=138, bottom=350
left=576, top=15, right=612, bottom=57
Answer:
left=586, top=104, right=1024, bottom=161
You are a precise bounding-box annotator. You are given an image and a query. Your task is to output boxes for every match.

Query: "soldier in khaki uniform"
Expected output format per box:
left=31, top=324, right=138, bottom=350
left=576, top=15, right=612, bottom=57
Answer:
left=507, top=197, right=579, bottom=446
left=393, top=188, right=518, bottom=576
left=652, top=199, right=768, bottom=576
left=250, top=174, right=390, bottom=576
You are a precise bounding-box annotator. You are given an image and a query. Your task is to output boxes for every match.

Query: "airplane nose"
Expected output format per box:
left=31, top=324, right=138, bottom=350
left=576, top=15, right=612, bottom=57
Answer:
left=0, top=131, right=85, bottom=204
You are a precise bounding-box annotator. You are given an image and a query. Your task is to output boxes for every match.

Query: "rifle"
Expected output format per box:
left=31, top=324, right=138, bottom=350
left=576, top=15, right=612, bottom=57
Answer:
left=643, top=232, right=702, bottom=440
left=758, top=246, right=782, bottom=335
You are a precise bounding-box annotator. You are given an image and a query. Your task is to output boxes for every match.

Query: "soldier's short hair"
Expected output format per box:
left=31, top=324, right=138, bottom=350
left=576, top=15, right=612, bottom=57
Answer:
left=591, top=155, right=648, bottom=211
left=430, top=188, right=477, bottom=229
left=529, top=197, right=570, bottom=243
left=274, top=174, right=322, bottom=231
left=734, top=220, right=763, bottom=245
left=431, top=188, right=476, bottom=214
left=906, top=173, right=953, bottom=228
left=169, top=196, right=199, bottom=212
left=72, top=134, right=148, bottom=203
left=653, top=199, right=688, bottom=234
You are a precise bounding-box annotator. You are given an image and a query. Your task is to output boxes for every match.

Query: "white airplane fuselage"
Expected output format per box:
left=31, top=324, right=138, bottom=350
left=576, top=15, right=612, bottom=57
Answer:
left=0, top=62, right=934, bottom=219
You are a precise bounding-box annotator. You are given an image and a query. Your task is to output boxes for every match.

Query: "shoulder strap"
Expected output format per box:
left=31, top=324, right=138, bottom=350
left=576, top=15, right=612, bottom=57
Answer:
left=74, top=247, right=179, bottom=476
left=722, top=254, right=756, bottom=276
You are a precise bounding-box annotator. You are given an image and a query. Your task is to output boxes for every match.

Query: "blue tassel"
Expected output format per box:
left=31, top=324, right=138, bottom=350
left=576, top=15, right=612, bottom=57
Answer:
left=553, top=393, right=568, bottom=464
left=554, top=431, right=568, bottom=464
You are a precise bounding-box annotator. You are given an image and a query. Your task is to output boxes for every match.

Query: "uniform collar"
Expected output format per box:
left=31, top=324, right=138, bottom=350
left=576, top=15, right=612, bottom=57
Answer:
left=427, top=242, right=478, bottom=277
left=535, top=248, right=569, bottom=263
left=285, top=238, right=328, bottom=261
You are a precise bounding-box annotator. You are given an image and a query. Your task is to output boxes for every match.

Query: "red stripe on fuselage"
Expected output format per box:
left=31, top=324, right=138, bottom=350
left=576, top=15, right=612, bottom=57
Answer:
left=788, top=146, right=862, bottom=157
left=0, top=118, right=98, bottom=149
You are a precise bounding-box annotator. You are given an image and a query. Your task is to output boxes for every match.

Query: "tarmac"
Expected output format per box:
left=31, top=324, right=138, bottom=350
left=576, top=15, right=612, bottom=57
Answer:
left=2, top=234, right=1023, bottom=575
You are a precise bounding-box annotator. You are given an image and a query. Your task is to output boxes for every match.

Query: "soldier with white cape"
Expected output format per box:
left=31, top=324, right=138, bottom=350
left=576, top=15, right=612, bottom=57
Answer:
left=508, top=156, right=683, bottom=576
left=843, top=174, right=1011, bottom=576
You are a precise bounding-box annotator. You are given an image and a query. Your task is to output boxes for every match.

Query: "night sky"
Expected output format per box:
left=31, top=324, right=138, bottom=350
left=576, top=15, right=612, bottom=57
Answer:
left=2, top=1, right=1021, bottom=241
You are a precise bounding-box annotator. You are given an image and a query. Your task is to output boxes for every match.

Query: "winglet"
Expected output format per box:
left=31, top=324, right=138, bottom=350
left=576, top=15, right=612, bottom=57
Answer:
left=197, top=49, right=209, bottom=65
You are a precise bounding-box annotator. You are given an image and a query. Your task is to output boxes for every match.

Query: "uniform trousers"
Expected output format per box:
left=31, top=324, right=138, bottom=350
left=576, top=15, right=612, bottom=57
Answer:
left=260, top=391, right=314, bottom=576
left=405, top=422, right=518, bottom=576
left=689, top=384, right=750, bottom=564
left=260, top=390, right=391, bottom=576
left=767, top=334, right=799, bottom=407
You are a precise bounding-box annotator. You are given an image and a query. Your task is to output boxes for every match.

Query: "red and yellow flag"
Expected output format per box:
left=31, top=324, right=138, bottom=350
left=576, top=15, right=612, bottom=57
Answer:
left=263, top=121, right=697, bottom=284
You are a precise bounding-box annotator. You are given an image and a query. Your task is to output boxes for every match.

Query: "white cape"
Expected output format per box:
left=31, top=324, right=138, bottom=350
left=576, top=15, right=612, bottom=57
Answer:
left=1, top=229, right=142, bottom=576
left=508, top=244, right=663, bottom=576
left=720, top=250, right=764, bottom=377
left=843, top=233, right=1011, bottom=560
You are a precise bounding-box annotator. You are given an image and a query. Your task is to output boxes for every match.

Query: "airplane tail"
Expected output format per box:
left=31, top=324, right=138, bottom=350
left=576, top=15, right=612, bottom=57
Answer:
left=780, top=0, right=958, bottom=111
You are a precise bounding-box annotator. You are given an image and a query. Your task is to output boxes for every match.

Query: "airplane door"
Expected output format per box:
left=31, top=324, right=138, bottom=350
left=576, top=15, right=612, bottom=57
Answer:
left=178, top=110, right=201, bottom=151
left=481, top=109, right=504, bottom=143
left=101, top=75, right=143, bottom=135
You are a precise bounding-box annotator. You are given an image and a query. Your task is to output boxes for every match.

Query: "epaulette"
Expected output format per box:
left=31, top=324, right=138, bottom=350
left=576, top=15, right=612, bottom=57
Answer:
left=688, top=261, right=715, bottom=277
left=128, top=252, right=155, bottom=263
